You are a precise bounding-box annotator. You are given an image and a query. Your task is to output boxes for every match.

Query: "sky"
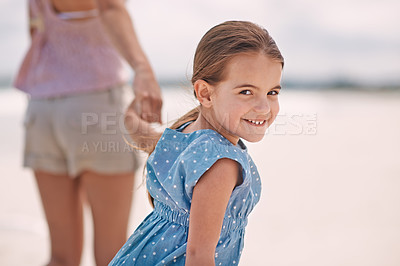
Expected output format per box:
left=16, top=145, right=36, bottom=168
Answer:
left=1, top=0, right=400, bottom=86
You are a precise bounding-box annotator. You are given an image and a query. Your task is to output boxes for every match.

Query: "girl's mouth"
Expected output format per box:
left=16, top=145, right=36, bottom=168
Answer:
left=243, top=119, right=266, bottom=126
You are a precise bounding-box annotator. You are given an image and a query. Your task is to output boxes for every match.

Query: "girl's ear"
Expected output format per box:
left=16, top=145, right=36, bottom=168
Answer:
left=194, top=80, right=213, bottom=108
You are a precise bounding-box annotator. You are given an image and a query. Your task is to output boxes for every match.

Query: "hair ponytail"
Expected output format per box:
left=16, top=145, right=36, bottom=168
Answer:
left=141, top=107, right=200, bottom=156
left=169, top=107, right=200, bottom=130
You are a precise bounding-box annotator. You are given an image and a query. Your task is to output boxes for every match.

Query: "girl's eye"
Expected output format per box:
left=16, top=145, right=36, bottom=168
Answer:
left=267, top=90, right=280, bottom=96
left=240, top=90, right=252, bottom=95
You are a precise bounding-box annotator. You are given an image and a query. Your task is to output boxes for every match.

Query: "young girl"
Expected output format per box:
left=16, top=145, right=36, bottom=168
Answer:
left=111, top=20, right=284, bottom=265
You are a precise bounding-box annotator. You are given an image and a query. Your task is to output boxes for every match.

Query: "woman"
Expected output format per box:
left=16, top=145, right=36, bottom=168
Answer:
left=14, top=0, right=162, bottom=265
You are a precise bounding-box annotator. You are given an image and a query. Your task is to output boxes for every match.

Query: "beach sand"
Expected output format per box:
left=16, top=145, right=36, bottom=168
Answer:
left=0, top=87, right=399, bottom=266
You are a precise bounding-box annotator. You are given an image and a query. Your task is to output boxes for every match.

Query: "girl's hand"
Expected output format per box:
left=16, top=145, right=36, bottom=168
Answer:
left=124, top=97, right=142, bottom=134
left=124, top=98, right=160, bottom=153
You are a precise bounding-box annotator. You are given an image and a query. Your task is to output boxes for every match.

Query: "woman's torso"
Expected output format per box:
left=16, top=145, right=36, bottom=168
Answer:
left=14, top=0, right=128, bottom=98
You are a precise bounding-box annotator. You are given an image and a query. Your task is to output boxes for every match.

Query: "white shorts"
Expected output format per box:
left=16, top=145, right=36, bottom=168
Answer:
left=23, top=86, right=140, bottom=177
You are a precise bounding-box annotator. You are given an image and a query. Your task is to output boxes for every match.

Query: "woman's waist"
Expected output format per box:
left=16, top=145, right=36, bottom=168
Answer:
left=15, top=56, right=128, bottom=97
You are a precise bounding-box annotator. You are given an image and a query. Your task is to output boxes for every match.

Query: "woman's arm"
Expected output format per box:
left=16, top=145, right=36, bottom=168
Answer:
left=96, top=0, right=162, bottom=123
left=28, top=2, right=34, bottom=39
left=51, top=0, right=162, bottom=123
left=186, top=158, right=240, bottom=265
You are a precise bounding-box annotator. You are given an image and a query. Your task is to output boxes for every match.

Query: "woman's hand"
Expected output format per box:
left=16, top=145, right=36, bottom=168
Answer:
left=132, top=66, right=163, bottom=124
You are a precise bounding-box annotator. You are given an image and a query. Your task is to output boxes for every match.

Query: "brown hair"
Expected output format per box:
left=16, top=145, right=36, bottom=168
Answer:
left=144, top=21, right=284, bottom=205
left=192, top=20, right=284, bottom=86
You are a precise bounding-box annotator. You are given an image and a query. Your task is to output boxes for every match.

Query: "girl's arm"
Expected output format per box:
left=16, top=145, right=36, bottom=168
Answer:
left=186, top=158, right=240, bottom=265
left=124, top=98, right=161, bottom=154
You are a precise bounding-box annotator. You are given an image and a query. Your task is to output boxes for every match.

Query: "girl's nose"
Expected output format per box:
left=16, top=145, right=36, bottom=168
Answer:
left=253, top=96, right=270, bottom=113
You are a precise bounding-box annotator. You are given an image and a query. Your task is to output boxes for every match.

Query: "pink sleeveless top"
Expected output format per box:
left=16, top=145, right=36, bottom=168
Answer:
left=14, top=0, right=128, bottom=99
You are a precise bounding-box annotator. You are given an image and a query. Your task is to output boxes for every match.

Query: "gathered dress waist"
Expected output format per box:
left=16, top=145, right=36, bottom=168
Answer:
left=153, top=200, right=248, bottom=234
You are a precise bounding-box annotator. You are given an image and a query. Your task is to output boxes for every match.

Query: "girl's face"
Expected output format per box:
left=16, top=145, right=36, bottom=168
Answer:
left=208, top=52, right=282, bottom=144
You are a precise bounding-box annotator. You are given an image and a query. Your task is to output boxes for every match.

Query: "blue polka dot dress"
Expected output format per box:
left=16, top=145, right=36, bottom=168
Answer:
left=109, top=123, right=262, bottom=266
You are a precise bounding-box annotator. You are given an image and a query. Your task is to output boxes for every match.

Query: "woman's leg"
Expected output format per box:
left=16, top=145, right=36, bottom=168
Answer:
left=81, top=171, right=135, bottom=266
left=34, top=170, right=84, bottom=266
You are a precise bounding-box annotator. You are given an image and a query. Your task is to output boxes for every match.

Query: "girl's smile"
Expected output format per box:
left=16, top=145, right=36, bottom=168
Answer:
left=243, top=119, right=267, bottom=126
